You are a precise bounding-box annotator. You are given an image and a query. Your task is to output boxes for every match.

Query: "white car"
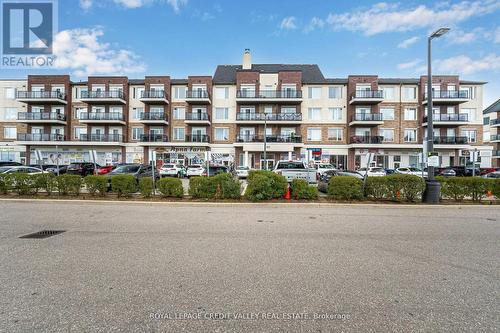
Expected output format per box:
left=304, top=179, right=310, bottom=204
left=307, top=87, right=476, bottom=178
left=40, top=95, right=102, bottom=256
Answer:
left=0, top=166, right=46, bottom=174
left=159, top=163, right=185, bottom=177
left=235, top=166, right=250, bottom=178
left=357, top=167, right=387, bottom=177
left=395, top=167, right=428, bottom=177
left=314, top=163, right=336, bottom=176
left=186, top=164, right=205, bottom=177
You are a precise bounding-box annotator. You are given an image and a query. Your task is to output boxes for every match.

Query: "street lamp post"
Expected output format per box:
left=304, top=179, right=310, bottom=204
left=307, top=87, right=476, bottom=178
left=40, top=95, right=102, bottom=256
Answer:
left=423, top=27, right=450, bottom=204
left=263, top=112, right=268, bottom=170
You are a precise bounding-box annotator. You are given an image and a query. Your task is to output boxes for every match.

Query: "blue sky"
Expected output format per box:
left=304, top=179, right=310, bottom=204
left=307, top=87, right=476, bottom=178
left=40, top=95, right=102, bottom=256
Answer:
left=4, top=0, right=500, bottom=106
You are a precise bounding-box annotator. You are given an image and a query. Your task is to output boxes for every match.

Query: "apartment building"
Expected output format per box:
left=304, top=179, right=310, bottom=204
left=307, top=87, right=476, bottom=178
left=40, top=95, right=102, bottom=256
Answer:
left=483, top=99, right=500, bottom=167
left=0, top=50, right=492, bottom=169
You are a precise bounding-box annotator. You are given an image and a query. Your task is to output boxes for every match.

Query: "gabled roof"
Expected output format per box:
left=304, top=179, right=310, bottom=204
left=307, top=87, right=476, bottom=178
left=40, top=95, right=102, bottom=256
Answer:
left=483, top=99, right=500, bottom=114
left=213, top=64, right=325, bottom=84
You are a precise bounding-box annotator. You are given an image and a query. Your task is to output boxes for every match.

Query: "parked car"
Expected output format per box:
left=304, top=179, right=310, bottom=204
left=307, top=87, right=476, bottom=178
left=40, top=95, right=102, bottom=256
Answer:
left=357, top=167, right=387, bottom=177
left=46, top=165, right=68, bottom=175
left=96, top=165, right=115, bottom=175
left=479, top=167, right=498, bottom=176
left=0, top=166, right=46, bottom=174
left=439, top=168, right=456, bottom=177
left=105, top=164, right=158, bottom=187
left=0, top=161, right=22, bottom=167
left=207, top=165, right=229, bottom=176
left=317, top=170, right=363, bottom=193
left=29, top=164, right=58, bottom=171
left=66, top=162, right=101, bottom=176
left=395, top=167, right=428, bottom=178
left=314, top=163, right=336, bottom=176
left=186, top=165, right=205, bottom=178
left=159, top=163, right=186, bottom=178
left=273, top=160, right=317, bottom=183
left=234, top=166, right=250, bottom=178
left=483, top=171, right=500, bottom=179
left=385, top=168, right=396, bottom=175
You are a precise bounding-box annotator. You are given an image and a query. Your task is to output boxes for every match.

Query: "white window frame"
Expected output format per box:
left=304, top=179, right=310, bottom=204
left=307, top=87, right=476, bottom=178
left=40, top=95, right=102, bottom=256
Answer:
left=404, top=107, right=417, bottom=121
left=328, top=86, right=342, bottom=99
left=308, top=108, right=321, bottom=121
left=214, top=127, right=229, bottom=141
left=132, top=127, right=144, bottom=140
left=307, top=128, right=322, bottom=141
left=380, top=107, right=395, bottom=121
left=215, top=87, right=229, bottom=99
left=379, top=128, right=394, bottom=142
left=327, top=128, right=343, bottom=141
left=404, top=129, right=417, bottom=142
left=173, top=127, right=185, bottom=141
left=214, top=107, right=229, bottom=120
left=173, top=107, right=185, bottom=120
left=3, top=126, right=17, bottom=139
left=308, top=87, right=322, bottom=99
left=328, top=107, right=342, bottom=121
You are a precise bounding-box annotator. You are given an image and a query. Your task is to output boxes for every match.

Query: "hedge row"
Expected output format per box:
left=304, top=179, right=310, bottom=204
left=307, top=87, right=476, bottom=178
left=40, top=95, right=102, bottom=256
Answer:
left=435, top=176, right=499, bottom=202
left=189, top=173, right=241, bottom=200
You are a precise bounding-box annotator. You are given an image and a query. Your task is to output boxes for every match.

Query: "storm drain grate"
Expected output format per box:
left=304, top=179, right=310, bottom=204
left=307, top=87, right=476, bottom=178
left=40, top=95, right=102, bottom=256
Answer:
left=19, top=230, right=66, bottom=239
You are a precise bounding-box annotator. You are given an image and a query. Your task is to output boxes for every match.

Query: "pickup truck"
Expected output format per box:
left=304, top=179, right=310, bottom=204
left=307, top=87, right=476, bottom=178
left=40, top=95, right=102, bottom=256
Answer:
left=273, top=160, right=317, bottom=184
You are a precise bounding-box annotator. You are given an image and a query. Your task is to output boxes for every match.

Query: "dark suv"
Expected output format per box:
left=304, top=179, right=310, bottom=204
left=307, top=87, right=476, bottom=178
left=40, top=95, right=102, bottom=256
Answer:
left=66, top=162, right=100, bottom=176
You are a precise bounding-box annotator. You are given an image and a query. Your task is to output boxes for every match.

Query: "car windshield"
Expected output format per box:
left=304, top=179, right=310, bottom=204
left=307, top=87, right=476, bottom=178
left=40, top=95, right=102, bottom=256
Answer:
left=319, top=164, right=333, bottom=169
left=163, top=164, right=175, bottom=168
left=237, top=167, right=249, bottom=170
left=409, top=167, right=422, bottom=172
left=0, top=166, right=12, bottom=173
left=110, top=165, right=140, bottom=174
left=371, top=168, right=384, bottom=172
left=188, top=165, right=202, bottom=169
left=276, top=162, right=305, bottom=169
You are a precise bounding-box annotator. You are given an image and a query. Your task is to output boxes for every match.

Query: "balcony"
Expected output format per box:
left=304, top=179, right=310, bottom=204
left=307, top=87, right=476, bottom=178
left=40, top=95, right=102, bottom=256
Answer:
left=236, top=135, right=302, bottom=143
left=349, top=136, right=384, bottom=144
left=16, top=133, right=66, bottom=143
left=80, top=91, right=126, bottom=104
left=491, top=135, right=500, bottom=143
left=236, top=90, right=302, bottom=103
left=186, top=134, right=210, bottom=143
left=349, top=90, right=384, bottom=104
left=490, top=118, right=500, bottom=127
left=139, top=111, right=168, bottom=124
left=423, top=90, right=469, bottom=105
left=185, top=91, right=211, bottom=104
left=433, top=136, right=468, bottom=145
left=185, top=112, right=211, bottom=125
left=139, top=90, right=169, bottom=104
left=78, top=112, right=126, bottom=125
left=17, top=112, right=66, bottom=125
left=16, top=91, right=67, bottom=104
left=79, top=134, right=124, bottom=143
left=139, top=134, right=169, bottom=145
left=349, top=113, right=384, bottom=126
left=235, top=113, right=302, bottom=123
left=423, top=113, right=469, bottom=126
left=492, top=150, right=500, bottom=158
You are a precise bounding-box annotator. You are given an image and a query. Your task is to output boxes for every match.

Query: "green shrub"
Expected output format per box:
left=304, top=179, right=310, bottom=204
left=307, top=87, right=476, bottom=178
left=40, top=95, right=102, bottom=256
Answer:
left=490, top=179, right=500, bottom=199
left=33, top=173, right=56, bottom=195
left=84, top=175, right=107, bottom=196
left=157, top=177, right=184, bottom=198
left=189, top=174, right=241, bottom=199
left=365, top=177, right=389, bottom=200
left=290, top=179, right=318, bottom=200
left=139, top=177, right=154, bottom=198
left=245, top=170, right=288, bottom=201
left=438, top=177, right=469, bottom=201
left=0, top=174, right=13, bottom=194
left=327, top=176, right=363, bottom=201
left=111, top=175, right=137, bottom=197
left=11, top=173, right=39, bottom=195
left=55, top=174, right=83, bottom=195
left=188, top=176, right=208, bottom=198
left=468, top=177, right=490, bottom=202
left=386, top=174, right=426, bottom=202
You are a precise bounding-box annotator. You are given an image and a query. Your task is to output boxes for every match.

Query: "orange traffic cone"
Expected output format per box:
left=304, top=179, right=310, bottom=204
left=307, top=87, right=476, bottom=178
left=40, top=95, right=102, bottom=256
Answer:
left=284, top=185, right=291, bottom=200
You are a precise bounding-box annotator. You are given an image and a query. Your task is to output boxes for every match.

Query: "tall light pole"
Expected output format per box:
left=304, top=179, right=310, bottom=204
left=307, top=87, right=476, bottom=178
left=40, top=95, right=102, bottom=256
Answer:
left=423, top=27, right=450, bottom=204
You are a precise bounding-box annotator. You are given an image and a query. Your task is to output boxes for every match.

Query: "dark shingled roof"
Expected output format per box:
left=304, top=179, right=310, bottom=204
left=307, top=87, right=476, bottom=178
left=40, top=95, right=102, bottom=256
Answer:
left=213, top=64, right=326, bottom=84
left=171, top=79, right=188, bottom=84
left=460, top=80, right=487, bottom=85
left=483, top=99, right=500, bottom=114
left=378, top=78, right=420, bottom=84
left=324, top=78, right=348, bottom=84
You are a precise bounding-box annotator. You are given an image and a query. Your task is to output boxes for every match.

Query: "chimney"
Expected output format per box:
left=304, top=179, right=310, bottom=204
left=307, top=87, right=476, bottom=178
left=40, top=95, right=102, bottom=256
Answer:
left=242, top=49, right=252, bottom=70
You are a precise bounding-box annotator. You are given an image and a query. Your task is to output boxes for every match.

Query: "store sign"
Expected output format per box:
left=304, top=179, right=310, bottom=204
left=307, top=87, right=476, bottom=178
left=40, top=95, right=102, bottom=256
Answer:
left=307, top=148, right=322, bottom=155
left=427, top=152, right=439, bottom=167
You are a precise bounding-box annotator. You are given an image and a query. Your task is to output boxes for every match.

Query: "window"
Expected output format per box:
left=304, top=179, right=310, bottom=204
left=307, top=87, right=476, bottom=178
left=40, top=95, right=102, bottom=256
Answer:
left=215, top=87, right=229, bottom=99
left=134, top=87, right=145, bottom=99
left=379, top=129, right=394, bottom=142
left=173, top=107, right=185, bottom=120
left=214, top=128, right=229, bottom=141
left=307, top=128, right=321, bottom=141
left=74, top=107, right=87, bottom=119
left=131, top=107, right=143, bottom=120
left=328, top=128, right=343, bottom=141
left=483, top=131, right=490, bottom=142
left=74, top=127, right=87, bottom=140
left=461, top=129, right=477, bottom=143
left=328, top=86, right=342, bottom=99
left=328, top=107, right=342, bottom=121
left=404, top=129, right=417, bottom=142
left=461, top=108, right=476, bottom=122
left=308, top=87, right=322, bottom=99
left=382, top=87, right=395, bottom=100
left=215, top=108, right=229, bottom=120
left=308, top=108, right=321, bottom=120
left=173, top=87, right=187, bottom=99
left=132, top=127, right=144, bottom=140
left=483, top=116, right=490, bottom=125
left=4, top=87, right=15, bottom=99
left=3, top=127, right=17, bottom=139
left=462, top=86, right=475, bottom=99
left=404, top=108, right=417, bottom=121
left=4, top=108, right=17, bottom=120
left=173, top=127, right=185, bottom=141
left=380, top=107, right=395, bottom=120
left=281, top=107, right=296, bottom=114
left=402, top=87, right=417, bottom=100
left=110, top=106, right=123, bottom=114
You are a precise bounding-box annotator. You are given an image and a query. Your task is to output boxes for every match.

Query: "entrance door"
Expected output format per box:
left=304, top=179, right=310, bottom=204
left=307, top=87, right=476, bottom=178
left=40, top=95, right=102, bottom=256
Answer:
left=260, top=159, right=275, bottom=170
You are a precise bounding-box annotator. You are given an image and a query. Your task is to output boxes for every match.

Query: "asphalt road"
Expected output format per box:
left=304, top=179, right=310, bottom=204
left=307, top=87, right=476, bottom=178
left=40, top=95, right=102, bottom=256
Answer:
left=0, top=200, right=498, bottom=333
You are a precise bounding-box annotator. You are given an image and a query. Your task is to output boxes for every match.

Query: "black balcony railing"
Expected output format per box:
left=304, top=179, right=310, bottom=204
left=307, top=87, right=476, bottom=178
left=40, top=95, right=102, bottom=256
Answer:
left=352, top=90, right=383, bottom=99
left=140, top=134, right=168, bottom=142
left=236, top=90, right=302, bottom=99
left=490, top=135, right=500, bottom=141
left=139, top=112, right=167, bottom=121
left=16, top=91, right=66, bottom=100
left=79, top=112, right=124, bottom=121
left=79, top=134, right=123, bottom=142
left=17, top=112, right=66, bottom=121
left=186, top=91, right=210, bottom=99
left=424, top=90, right=469, bottom=100
left=424, top=113, right=468, bottom=122
left=141, top=90, right=167, bottom=99
left=433, top=136, right=468, bottom=144
left=490, top=118, right=500, bottom=126
left=236, top=135, right=302, bottom=143
left=236, top=113, right=302, bottom=121
left=186, top=134, right=210, bottom=143
left=492, top=150, right=500, bottom=157
left=81, top=91, right=124, bottom=99
left=17, top=133, right=65, bottom=141
left=352, top=113, right=383, bottom=121
left=186, top=113, right=210, bottom=121
left=349, top=135, right=384, bottom=144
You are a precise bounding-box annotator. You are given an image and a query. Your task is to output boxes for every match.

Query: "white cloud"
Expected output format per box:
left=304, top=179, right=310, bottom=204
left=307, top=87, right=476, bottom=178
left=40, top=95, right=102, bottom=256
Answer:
left=397, top=59, right=422, bottom=70
left=433, top=53, right=500, bottom=75
left=326, top=1, right=500, bottom=35
left=280, top=16, right=297, bottom=30
left=114, top=0, right=144, bottom=8
left=303, top=17, right=325, bottom=33
left=397, top=36, right=419, bottom=48
left=165, top=0, right=187, bottom=13
left=80, top=0, right=187, bottom=12
left=446, top=28, right=484, bottom=44
left=79, top=0, right=93, bottom=10
left=52, top=28, right=146, bottom=76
